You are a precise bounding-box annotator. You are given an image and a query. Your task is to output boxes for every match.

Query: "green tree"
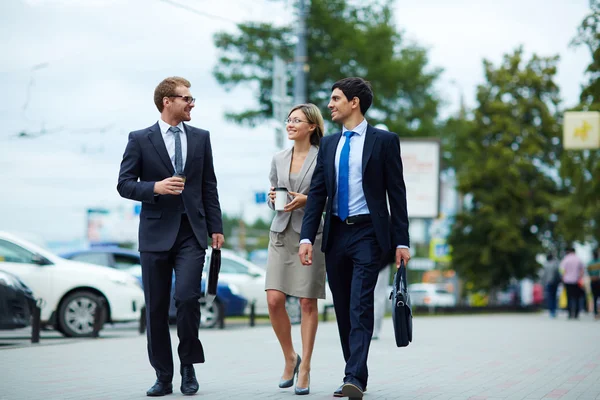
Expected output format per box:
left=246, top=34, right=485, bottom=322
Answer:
left=448, top=47, right=562, bottom=292
left=556, top=0, right=600, bottom=244
left=213, top=0, right=441, bottom=136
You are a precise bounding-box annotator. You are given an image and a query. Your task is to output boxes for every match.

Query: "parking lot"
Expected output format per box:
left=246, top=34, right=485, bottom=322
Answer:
left=1, top=312, right=599, bottom=400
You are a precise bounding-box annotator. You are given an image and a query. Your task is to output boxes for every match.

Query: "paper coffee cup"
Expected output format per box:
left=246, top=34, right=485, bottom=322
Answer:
left=274, top=187, right=288, bottom=211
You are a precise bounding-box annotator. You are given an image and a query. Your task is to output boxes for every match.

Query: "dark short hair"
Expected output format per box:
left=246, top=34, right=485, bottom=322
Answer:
left=154, top=76, right=191, bottom=112
left=546, top=254, right=554, bottom=261
left=566, top=247, right=575, bottom=254
left=331, top=77, right=373, bottom=116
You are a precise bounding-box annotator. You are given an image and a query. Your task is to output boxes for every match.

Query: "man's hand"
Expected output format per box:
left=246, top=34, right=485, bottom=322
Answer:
left=284, top=192, right=307, bottom=212
left=299, top=243, right=313, bottom=266
left=211, top=233, right=225, bottom=250
left=396, top=248, right=410, bottom=268
left=154, top=177, right=185, bottom=195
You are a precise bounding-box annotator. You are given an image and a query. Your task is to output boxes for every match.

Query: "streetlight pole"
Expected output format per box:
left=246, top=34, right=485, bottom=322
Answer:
left=293, top=0, right=308, bottom=105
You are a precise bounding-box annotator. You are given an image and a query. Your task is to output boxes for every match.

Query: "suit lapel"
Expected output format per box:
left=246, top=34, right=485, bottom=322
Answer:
left=295, top=145, right=318, bottom=192
left=362, top=125, right=377, bottom=175
left=282, top=148, right=293, bottom=190
left=148, top=123, right=175, bottom=175
left=183, top=123, right=199, bottom=174
left=329, top=132, right=343, bottom=193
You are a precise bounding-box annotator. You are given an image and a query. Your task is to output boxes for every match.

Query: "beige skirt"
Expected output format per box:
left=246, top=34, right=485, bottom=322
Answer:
left=265, top=224, right=326, bottom=299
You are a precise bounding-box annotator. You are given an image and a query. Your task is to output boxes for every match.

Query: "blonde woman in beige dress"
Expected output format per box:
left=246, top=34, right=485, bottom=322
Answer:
left=266, top=103, right=326, bottom=395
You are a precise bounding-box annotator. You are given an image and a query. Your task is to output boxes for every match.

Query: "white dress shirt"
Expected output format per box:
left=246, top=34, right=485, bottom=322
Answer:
left=158, top=119, right=187, bottom=171
left=332, top=118, right=370, bottom=216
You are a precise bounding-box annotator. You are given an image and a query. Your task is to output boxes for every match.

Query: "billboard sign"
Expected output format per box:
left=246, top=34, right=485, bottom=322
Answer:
left=400, top=139, right=441, bottom=218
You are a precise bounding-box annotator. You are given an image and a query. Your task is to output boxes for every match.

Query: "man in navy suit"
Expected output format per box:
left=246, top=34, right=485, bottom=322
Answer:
left=299, top=77, right=410, bottom=399
left=117, top=76, right=224, bottom=397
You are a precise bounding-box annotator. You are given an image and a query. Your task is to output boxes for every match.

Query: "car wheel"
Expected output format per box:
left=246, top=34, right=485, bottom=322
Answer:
left=58, top=291, right=106, bottom=338
left=286, top=296, right=302, bottom=325
left=199, top=297, right=221, bottom=329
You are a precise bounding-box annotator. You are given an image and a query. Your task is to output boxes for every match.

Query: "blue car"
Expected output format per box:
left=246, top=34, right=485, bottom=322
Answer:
left=60, top=246, right=248, bottom=328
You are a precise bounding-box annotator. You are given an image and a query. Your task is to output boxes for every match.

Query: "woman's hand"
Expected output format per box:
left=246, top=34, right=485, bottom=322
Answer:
left=268, top=187, right=276, bottom=204
left=284, top=191, right=307, bottom=212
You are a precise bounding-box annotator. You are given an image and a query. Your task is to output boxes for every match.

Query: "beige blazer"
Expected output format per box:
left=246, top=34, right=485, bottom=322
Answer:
left=268, top=145, right=324, bottom=234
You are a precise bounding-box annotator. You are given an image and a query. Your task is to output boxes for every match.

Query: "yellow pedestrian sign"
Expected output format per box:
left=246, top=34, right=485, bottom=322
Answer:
left=563, top=111, right=600, bottom=149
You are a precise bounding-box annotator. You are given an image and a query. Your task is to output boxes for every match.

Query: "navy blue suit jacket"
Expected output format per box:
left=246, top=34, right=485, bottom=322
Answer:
left=117, top=122, right=223, bottom=252
left=300, top=124, right=409, bottom=261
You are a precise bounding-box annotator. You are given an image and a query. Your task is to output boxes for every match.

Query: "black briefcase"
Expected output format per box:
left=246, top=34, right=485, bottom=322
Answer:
left=389, top=260, right=412, bottom=347
left=204, top=249, right=221, bottom=305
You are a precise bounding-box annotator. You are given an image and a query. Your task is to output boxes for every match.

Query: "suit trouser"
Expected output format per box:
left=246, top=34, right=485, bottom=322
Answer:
left=564, top=283, right=581, bottom=319
left=140, top=215, right=206, bottom=382
left=325, top=217, right=382, bottom=390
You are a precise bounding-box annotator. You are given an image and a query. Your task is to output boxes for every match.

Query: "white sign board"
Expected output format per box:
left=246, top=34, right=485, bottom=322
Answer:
left=563, top=111, right=600, bottom=149
left=400, top=140, right=440, bottom=218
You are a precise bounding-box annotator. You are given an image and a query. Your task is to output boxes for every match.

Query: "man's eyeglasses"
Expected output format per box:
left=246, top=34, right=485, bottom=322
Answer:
left=285, top=118, right=309, bottom=125
left=169, top=95, right=196, bottom=104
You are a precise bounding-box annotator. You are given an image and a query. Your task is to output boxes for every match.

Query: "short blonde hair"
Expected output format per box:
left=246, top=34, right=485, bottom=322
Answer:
left=154, top=77, right=191, bottom=112
left=288, top=103, right=325, bottom=146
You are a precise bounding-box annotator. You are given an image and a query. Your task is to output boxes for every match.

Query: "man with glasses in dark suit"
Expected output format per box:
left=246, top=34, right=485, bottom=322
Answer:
left=117, top=76, right=224, bottom=397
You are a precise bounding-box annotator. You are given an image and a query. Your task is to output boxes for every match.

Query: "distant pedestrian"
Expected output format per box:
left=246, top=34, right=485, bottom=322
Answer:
left=587, top=248, right=600, bottom=320
left=372, top=265, right=391, bottom=340
left=560, top=248, right=585, bottom=319
left=541, top=254, right=561, bottom=318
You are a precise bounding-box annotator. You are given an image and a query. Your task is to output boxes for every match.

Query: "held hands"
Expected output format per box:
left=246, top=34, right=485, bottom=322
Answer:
left=396, top=248, right=411, bottom=269
left=299, top=243, right=313, bottom=266
left=283, top=191, right=307, bottom=212
left=211, top=233, right=225, bottom=250
left=154, top=177, right=185, bottom=195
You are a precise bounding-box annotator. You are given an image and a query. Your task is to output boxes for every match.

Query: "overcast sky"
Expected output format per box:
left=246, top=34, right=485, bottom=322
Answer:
left=0, top=0, right=592, bottom=243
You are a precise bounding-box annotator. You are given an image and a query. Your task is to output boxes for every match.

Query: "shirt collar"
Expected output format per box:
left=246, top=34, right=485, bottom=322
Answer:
left=342, top=118, right=368, bottom=136
left=158, top=119, right=185, bottom=136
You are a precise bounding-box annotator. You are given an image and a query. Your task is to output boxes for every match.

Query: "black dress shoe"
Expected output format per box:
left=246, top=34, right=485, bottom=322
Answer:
left=334, top=383, right=367, bottom=397
left=181, top=364, right=199, bottom=395
left=342, top=383, right=363, bottom=399
left=333, top=384, right=344, bottom=397
left=146, top=380, right=173, bottom=397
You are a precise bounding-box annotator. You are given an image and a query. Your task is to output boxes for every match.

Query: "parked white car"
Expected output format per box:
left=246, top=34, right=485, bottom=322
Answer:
left=408, top=283, right=456, bottom=307
left=0, top=232, right=145, bottom=337
left=209, top=249, right=334, bottom=317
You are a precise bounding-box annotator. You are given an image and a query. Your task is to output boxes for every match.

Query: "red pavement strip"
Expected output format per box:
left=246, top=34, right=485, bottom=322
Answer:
left=496, top=380, right=520, bottom=388
left=545, top=389, right=569, bottom=398
left=568, top=374, right=587, bottom=382
left=522, top=367, right=540, bottom=375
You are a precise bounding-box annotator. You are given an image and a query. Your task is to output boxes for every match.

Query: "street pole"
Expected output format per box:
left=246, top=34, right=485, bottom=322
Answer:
left=272, top=56, right=288, bottom=149
left=293, top=0, right=308, bottom=105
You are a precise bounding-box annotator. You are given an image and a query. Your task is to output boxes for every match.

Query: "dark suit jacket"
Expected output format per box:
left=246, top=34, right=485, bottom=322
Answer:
left=300, top=124, right=409, bottom=260
left=117, top=122, right=223, bottom=252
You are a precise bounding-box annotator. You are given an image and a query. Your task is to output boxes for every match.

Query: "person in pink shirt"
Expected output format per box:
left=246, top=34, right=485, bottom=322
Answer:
left=560, top=248, right=585, bottom=319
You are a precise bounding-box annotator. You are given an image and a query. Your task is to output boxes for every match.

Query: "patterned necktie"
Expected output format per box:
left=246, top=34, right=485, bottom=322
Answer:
left=337, top=131, right=356, bottom=221
left=169, top=126, right=183, bottom=174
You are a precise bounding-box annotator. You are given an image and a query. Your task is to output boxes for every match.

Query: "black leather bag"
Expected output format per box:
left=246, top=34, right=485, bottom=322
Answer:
left=390, top=260, right=412, bottom=347
left=204, top=249, right=221, bottom=305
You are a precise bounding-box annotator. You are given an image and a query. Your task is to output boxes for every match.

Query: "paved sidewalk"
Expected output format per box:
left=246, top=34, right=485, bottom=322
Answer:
left=1, top=313, right=599, bottom=400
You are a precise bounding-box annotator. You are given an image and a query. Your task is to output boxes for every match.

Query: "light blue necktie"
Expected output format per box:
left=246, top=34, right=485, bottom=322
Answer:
left=337, top=131, right=355, bottom=221
left=169, top=126, right=183, bottom=174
